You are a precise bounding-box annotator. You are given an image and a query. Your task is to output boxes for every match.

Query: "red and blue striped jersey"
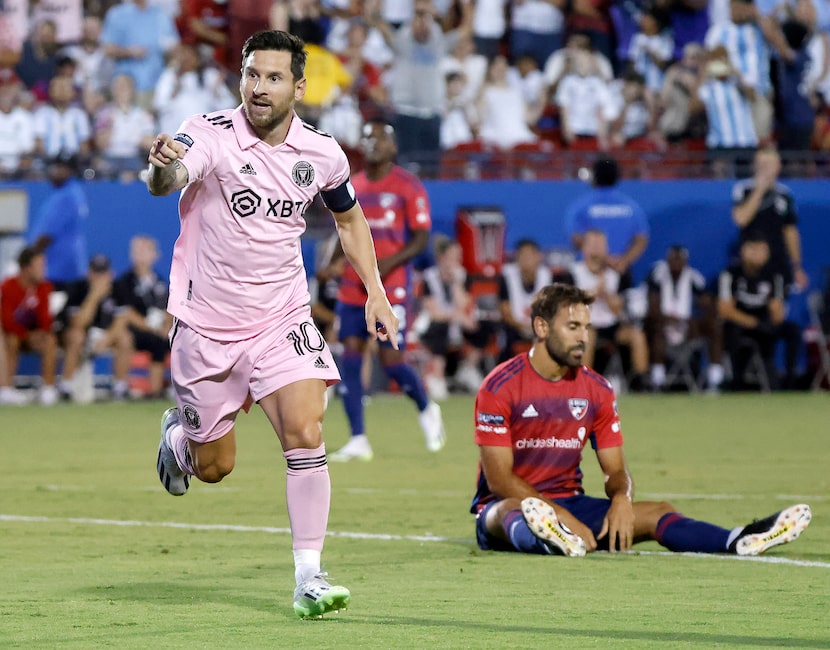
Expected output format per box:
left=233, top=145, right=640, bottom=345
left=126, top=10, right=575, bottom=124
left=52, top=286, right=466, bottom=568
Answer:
left=471, top=352, right=623, bottom=512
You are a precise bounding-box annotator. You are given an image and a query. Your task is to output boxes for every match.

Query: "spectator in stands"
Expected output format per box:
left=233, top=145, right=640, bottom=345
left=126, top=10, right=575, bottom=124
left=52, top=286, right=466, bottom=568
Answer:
left=337, top=18, right=391, bottom=120
left=176, top=0, right=232, bottom=72
left=731, top=146, right=809, bottom=292
left=153, top=44, right=237, bottom=137
left=510, top=53, right=546, bottom=114
left=56, top=253, right=133, bottom=401
left=112, top=235, right=172, bottom=400
left=440, top=71, right=477, bottom=149
left=326, top=0, right=395, bottom=71
left=564, top=155, right=650, bottom=282
left=775, top=19, right=818, bottom=157
left=440, top=30, right=488, bottom=107
left=704, top=0, right=775, bottom=143
left=376, top=0, right=455, bottom=165
left=509, top=0, right=565, bottom=70
left=498, top=238, right=552, bottom=363
left=15, top=18, right=60, bottom=103
left=100, top=0, right=180, bottom=110
left=0, top=246, right=60, bottom=405
left=658, top=42, right=706, bottom=142
left=542, top=31, right=613, bottom=99
left=608, top=68, right=666, bottom=151
left=569, top=229, right=651, bottom=391
left=717, top=235, right=802, bottom=390
left=93, top=73, right=156, bottom=182
left=0, top=328, right=29, bottom=405
left=475, top=54, right=539, bottom=150
left=565, top=0, right=616, bottom=68
left=28, top=153, right=89, bottom=289
left=0, top=80, right=36, bottom=178
left=625, top=9, right=674, bottom=114
left=692, top=45, right=758, bottom=177
left=471, top=0, right=507, bottom=60
left=645, top=245, right=725, bottom=391
left=60, top=16, right=112, bottom=99
left=33, top=74, right=93, bottom=162
left=554, top=48, right=617, bottom=150
left=417, top=235, right=485, bottom=398
left=32, top=0, right=83, bottom=47
left=319, top=91, right=364, bottom=149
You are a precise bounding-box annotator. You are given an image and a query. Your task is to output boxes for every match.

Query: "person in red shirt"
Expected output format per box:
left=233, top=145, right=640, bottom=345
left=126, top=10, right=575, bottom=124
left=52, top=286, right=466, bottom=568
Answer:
left=329, top=119, right=446, bottom=462
left=1, top=245, right=60, bottom=405
left=471, top=283, right=812, bottom=557
left=176, top=0, right=232, bottom=72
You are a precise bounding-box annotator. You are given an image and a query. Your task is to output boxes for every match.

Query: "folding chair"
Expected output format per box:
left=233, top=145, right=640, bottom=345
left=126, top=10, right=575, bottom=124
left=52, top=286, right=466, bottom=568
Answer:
left=664, top=338, right=706, bottom=393
left=737, top=337, right=771, bottom=393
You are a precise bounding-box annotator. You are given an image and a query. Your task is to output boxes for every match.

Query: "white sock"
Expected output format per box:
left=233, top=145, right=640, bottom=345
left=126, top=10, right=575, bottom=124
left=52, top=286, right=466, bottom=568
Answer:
left=726, top=526, right=743, bottom=550
left=650, top=364, right=666, bottom=387
left=293, top=549, right=321, bottom=585
left=708, top=363, right=724, bottom=387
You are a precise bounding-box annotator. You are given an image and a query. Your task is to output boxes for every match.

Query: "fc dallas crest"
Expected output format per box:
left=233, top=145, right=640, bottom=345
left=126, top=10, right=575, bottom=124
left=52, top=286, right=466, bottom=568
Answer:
left=568, top=398, right=589, bottom=420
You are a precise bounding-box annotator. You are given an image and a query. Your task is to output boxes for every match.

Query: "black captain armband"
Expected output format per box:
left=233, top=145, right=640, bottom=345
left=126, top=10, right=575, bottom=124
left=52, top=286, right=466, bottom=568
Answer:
left=321, top=179, right=357, bottom=213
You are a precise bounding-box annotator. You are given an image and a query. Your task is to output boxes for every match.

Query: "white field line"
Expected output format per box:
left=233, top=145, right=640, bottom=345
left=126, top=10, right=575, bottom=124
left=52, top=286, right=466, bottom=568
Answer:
left=36, top=484, right=829, bottom=502
left=1, top=513, right=829, bottom=569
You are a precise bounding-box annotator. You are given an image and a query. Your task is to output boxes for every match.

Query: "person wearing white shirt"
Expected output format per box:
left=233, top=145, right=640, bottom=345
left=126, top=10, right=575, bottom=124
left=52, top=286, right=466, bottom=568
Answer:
left=153, top=43, right=237, bottom=136
left=0, top=81, right=36, bottom=177
left=555, top=49, right=618, bottom=149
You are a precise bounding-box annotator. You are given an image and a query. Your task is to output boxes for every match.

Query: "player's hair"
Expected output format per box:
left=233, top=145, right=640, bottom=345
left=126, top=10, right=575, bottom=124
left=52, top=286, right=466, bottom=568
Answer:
left=241, top=30, right=307, bottom=81
left=530, top=283, right=595, bottom=324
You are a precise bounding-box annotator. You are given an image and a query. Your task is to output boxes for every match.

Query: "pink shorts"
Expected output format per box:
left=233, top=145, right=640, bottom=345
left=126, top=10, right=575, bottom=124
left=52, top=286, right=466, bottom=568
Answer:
left=169, top=308, right=340, bottom=443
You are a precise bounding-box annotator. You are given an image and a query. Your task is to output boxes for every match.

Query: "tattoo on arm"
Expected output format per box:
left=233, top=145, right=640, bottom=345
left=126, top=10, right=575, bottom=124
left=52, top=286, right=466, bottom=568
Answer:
left=148, top=161, right=187, bottom=196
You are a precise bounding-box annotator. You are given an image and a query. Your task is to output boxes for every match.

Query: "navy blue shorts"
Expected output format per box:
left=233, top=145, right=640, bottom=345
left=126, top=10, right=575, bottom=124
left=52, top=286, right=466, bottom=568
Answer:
left=474, top=495, right=613, bottom=552
left=336, top=302, right=407, bottom=349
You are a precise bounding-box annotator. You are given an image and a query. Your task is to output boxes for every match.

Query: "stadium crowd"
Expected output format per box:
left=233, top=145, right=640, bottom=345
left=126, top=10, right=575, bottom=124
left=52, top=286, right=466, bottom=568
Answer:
left=1, top=0, right=830, bottom=180
left=1, top=0, right=829, bottom=404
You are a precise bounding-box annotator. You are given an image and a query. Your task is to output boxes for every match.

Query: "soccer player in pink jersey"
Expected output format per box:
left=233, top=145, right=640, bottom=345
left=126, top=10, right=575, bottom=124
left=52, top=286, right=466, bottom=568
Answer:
left=472, top=283, right=811, bottom=557
left=146, top=30, right=399, bottom=619
left=327, top=119, right=446, bottom=462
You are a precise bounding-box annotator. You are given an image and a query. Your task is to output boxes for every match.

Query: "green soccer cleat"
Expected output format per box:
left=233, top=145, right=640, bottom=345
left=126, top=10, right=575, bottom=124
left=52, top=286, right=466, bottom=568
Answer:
left=293, top=573, right=351, bottom=619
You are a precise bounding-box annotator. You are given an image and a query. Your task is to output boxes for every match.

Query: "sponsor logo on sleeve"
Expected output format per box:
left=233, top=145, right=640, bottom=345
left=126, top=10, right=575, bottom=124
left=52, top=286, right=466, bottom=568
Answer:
left=174, top=133, right=194, bottom=148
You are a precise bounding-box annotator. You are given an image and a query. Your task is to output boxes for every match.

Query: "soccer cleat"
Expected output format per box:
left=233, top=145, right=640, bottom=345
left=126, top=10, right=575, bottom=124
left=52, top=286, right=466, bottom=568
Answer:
left=38, top=385, right=59, bottom=406
left=157, top=407, right=190, bottom=496
left=730, top=504, right=812, bottom=556
left=0, top=386, right=29, bottom=406
left=418, top=401, right=446, bottom=452
left=293, top=572, right=351, bottom=619
left=329, top=435, right=374, bottom=462
left=521, top=497, right=587, bottom=557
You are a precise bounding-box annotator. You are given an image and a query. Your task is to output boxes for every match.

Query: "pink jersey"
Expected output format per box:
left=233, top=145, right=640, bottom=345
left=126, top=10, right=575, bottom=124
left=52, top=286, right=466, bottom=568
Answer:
left=169, top=107, right=352, bottom=341
left=472, top=353, right=623, bottom=510
left=337, top=165, right=431, bottom=306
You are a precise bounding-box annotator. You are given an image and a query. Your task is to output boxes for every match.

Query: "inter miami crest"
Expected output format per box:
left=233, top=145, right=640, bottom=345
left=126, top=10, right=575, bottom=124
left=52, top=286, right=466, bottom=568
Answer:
left=568, top=398, right=589, bottom=421
left=182, top=404, right=201, bottom=429
left=292, top=161, right=314, bottom=187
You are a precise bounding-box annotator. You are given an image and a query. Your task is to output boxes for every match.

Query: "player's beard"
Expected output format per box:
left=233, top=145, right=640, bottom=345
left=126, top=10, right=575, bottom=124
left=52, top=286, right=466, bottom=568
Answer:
left=243, top=97, right=292, bottom=132
left=545, top=336, right=584, bottom=369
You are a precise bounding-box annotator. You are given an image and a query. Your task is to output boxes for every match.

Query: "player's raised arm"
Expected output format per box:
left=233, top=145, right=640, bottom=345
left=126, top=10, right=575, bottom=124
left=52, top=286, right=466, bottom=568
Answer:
left=331, top=201, right=400, bottom=348
left=146, top=134, right=190, bottom=196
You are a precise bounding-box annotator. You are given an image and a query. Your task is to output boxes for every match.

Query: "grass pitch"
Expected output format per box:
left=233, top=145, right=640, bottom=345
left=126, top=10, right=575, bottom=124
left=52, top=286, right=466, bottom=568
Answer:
left=1, top=392, right=828, bottom=649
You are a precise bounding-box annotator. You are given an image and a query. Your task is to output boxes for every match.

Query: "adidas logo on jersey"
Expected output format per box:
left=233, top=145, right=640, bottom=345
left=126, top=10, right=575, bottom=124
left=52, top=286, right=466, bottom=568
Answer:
left=239, top=162, right=256, bottom=175
left=522, top=404, right=539, bottom=418
left=314, top=357, right=329, bottom=369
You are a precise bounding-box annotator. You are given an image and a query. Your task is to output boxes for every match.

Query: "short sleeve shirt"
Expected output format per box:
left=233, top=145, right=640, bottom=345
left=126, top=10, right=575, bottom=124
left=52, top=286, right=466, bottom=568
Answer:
left=170, top=107, right=352, bottom=341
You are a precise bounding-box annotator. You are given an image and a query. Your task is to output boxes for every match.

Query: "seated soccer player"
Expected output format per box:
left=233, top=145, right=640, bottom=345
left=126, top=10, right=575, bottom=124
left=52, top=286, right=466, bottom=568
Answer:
left=471, top=283, right=812, bottom=557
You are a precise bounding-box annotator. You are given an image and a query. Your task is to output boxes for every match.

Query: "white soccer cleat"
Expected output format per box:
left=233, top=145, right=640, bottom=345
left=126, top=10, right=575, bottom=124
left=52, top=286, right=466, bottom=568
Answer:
left=157, top=407, right=189, bottom=496
left=521, top=497, right=587, bottom=557
left=329, top=435, right=374, bottom=462
left=731, top=504, right=812, bottom=556
left=293, top=572, right=350, bottom=619
left=418, top=401, right=446, bottom=452
left=38, top=385, right=59, bottom=406
left=0, top=386, right=29, bottom=406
